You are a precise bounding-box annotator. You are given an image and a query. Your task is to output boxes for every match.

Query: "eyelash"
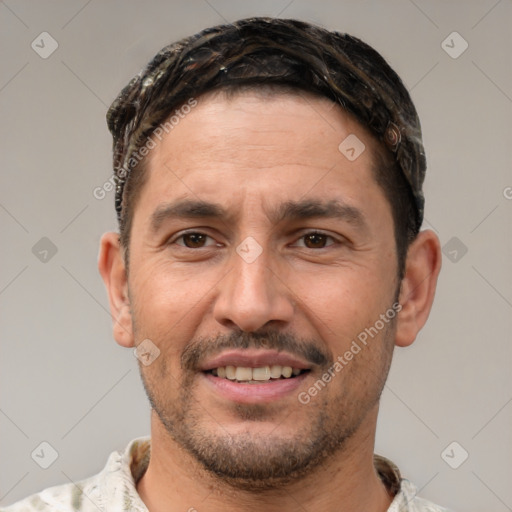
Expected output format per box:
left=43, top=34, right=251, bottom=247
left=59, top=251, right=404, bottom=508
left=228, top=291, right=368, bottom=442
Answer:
left=170, top=230, right=338, bottom=249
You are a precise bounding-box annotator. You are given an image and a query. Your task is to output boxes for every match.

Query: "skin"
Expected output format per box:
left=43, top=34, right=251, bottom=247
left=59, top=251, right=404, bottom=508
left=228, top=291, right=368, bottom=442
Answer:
left=98, top=90, right=441, bottom=512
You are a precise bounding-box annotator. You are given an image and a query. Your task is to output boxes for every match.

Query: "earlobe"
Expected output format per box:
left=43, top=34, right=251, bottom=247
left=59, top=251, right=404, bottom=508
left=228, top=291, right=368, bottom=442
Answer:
left=395, top=230, right=442, bottom=347
left=98, top=232, right=135, bottom=348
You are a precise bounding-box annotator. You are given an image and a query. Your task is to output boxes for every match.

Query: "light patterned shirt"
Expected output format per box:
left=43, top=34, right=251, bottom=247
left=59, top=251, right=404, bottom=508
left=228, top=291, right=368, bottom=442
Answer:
left=2, top=437, right=452, bottom=511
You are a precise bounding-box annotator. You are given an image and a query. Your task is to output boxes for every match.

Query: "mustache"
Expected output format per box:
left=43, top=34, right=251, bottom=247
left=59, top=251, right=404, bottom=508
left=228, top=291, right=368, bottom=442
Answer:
left=181, top=330, right=330, bottom=371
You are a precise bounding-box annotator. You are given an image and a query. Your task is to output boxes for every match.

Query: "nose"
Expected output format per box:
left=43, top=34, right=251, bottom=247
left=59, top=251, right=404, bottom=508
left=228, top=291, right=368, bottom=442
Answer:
left=213, top=246, right=294, bottom=333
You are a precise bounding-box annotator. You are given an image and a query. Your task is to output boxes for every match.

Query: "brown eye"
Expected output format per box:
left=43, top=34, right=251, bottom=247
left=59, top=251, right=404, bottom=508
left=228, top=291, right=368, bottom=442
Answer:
left=180, top=233, right=209, bottom=248
left=303, top=233, right=331, bottom=249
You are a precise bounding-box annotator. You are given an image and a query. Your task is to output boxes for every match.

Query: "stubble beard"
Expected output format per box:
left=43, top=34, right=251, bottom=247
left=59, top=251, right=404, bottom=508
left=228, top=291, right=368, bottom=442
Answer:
left=137, top=319, right=396, bottom=491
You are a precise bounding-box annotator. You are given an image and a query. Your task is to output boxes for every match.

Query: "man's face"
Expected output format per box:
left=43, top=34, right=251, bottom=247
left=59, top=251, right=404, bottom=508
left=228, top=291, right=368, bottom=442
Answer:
left=126, top=91, right=400, bottom=488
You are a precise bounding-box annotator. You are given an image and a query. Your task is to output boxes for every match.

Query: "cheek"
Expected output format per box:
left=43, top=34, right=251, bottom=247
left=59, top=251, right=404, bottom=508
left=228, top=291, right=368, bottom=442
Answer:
left=128, top=260, right=221, bottom=360
left=131, top=260, right=202, bottom=316
left=288, top=262, right=396, bottom=360
left=292, top=265, right=384, bottom=319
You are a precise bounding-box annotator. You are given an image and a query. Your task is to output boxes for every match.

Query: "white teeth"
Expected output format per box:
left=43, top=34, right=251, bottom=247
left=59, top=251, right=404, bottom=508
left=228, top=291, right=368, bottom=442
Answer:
left=225, top=366, right=236, bottom=380
left=211, top=365, right=303, bottom=381
left=235, top=367, right=252, bottom=381
left=252, top=366, right=271, bottom=381
left=270, top=365, right=282, bottom=379
left=281, top=366, right=293, bottom=378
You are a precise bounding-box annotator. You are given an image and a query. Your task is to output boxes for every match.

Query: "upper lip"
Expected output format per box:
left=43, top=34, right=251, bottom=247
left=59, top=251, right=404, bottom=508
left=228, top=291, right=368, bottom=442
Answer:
left=199, top=350, right=313, bottom=372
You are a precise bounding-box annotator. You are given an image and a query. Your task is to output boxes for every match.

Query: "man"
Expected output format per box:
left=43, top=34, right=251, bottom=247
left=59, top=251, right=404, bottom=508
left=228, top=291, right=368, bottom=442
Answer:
left=4, top=17, right=449, bottom=512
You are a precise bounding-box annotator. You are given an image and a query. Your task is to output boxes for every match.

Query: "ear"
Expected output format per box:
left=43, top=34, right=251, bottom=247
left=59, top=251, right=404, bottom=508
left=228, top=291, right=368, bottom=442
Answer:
left=395, top=229, right=442, bottom=347
left=98, top=232, right=135, bottom=348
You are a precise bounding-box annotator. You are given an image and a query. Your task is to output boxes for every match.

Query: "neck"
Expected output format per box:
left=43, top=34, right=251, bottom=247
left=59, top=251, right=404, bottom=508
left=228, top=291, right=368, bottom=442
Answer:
left=136, top=408, right=394, bottom=512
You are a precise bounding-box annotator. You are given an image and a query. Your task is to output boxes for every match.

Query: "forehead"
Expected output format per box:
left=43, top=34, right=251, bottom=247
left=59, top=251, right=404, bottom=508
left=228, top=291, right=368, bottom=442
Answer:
left=165, top=88, right=371, bottom=163
left=136, top=89, right=391, bottom=229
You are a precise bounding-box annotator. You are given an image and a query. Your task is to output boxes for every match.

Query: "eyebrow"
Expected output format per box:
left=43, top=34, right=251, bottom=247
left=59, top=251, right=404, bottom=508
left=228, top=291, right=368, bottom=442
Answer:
left=149, top=198, right=369, bottom=233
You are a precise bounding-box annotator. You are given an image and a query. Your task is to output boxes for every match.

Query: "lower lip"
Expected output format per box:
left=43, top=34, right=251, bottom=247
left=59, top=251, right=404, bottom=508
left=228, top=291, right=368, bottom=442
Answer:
left=202, top=372, right=309, bottom=404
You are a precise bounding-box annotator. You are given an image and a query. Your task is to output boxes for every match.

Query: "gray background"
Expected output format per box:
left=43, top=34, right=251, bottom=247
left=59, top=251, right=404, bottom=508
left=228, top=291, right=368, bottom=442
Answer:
left=1, top=1, right=511, bottom=510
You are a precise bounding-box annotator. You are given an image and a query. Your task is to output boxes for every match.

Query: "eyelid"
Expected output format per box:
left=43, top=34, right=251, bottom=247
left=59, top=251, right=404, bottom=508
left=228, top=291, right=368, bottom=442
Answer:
left=169, top=229, right=219, bottom=247
left=167, top=229, right=344, bottom=249
left=290, top=230, right=339, bottom=248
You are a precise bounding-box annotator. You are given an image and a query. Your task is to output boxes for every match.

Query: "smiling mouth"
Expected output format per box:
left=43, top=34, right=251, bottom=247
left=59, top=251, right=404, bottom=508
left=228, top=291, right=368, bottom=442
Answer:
left=206, top=365, right=310, bottom=383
